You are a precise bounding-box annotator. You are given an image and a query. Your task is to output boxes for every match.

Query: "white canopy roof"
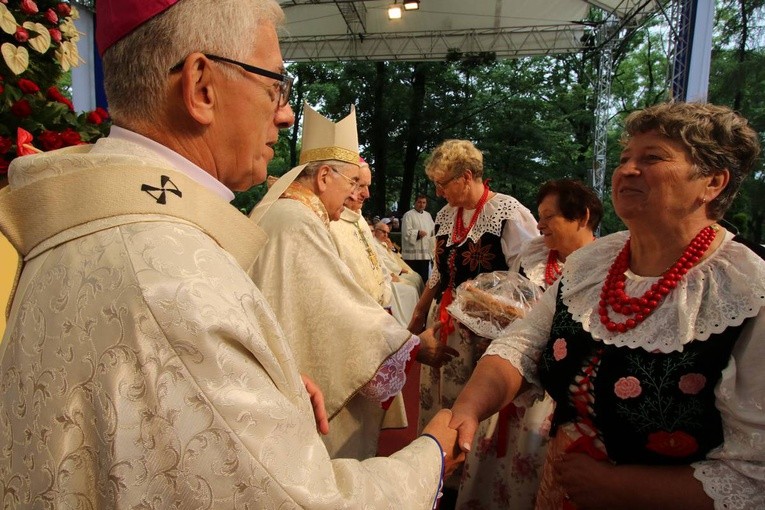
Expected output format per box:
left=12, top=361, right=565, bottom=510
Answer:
left=278, top=0, right=660, bottom=62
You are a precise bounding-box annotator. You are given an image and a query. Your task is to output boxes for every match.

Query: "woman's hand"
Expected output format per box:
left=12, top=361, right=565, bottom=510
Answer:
left=408, top=308, right=429, bottom=334
left=416, top=323, right=459, bottom=368
left=301, top=373, right=330, bottom=435
left=448, top=401, right=480, bottom=454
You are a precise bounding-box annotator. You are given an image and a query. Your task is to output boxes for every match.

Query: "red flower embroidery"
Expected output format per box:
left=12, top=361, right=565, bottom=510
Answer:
left=678, top=373, right=706, bottom=395
left=553, top=338, right=567, bottom=361
left=461, top=241, right=496, bottom=272
left=646, top=430, right=698, bottom=458
left=614, top=376, right=642, bottom=399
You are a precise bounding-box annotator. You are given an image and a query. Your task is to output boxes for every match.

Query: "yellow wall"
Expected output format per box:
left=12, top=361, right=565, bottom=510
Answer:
left=0, top=234, right=18, bottom=337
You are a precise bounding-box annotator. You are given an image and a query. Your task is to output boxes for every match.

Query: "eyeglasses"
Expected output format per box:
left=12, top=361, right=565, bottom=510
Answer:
left=331, top=167, right=360, bottom=191
left=434, top=174, right=460, bottom=191
left=374, top=228, right=390, bottom=236
left=170, top=53, right=293, bottom=107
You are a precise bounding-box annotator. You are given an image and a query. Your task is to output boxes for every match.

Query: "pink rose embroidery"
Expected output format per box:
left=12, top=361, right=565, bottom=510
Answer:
left=552, top=338, right=567, bottom=361
left=614, top=376, right=642, bottom=399
left=678, top=373, right=706, bottom=395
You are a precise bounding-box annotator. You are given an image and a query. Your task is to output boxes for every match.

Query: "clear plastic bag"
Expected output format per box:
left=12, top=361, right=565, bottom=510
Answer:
left=447, top=271, right=542, bottom=339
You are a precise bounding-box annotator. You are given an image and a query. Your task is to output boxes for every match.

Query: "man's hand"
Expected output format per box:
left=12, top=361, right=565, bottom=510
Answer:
left=417, top=229, right=427, bottom=239
left=416, top=323, right=459, bottom=368
left=301, top=373, right=329, bottom=435
left=422, top=409, right=465, bottom=477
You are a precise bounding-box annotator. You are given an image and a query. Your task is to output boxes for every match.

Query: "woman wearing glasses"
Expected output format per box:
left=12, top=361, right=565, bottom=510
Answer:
left=408, top=139, right=538, bottom=491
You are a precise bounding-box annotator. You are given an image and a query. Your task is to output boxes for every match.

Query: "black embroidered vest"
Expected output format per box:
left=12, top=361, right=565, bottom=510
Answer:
left=538, top=285, right=747, bottom=466
left=433, top=220, right=509, bottom=298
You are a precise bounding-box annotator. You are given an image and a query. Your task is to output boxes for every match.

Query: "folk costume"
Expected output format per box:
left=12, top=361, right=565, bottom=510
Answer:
left=457, top=235, right=558, bottom=510
left=485, top=230, right=765, bottom=509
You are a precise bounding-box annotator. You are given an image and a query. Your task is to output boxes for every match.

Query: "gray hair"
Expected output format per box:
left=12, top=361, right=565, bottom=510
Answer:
left=622, top=102, right=761, bottom=220
left=103, top=0, right=283, bottom=126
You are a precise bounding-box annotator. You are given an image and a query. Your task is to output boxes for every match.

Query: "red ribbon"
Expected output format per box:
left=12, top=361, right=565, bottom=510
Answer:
left=495, top=403, right=518, bottom=458
left=437, top=287, right=455, bottom=344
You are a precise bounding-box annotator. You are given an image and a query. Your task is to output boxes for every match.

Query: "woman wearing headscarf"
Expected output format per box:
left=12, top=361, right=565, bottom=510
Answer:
left=450, top=103, right=765, bottom=509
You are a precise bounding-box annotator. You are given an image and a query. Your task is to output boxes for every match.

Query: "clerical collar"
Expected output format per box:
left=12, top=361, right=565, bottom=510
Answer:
left=108, top=126, right=235, bottom=202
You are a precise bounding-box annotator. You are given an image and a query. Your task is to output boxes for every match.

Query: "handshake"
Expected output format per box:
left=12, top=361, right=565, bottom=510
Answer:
left=420, top=409, right=468, bottom=476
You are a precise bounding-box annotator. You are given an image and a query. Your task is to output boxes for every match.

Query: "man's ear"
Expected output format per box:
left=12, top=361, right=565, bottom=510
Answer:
left=180, top=53, right=216, bottom=125
left=316, top=165, right=332, bottom=193
left=578, top=208, right=591, bottom=229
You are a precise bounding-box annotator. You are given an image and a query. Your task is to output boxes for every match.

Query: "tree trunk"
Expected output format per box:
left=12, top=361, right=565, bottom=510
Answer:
left=399, top=63, right=428, bottom=212
left=370, top=62, right=389, bottom=215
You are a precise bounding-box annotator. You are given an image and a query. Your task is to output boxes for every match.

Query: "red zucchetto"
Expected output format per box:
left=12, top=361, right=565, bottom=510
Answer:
left=96, top=0, right=180, bottom=56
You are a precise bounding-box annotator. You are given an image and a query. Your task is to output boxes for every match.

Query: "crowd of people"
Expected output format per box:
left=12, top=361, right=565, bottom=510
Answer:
left=0, top=0, right=762, bottom=509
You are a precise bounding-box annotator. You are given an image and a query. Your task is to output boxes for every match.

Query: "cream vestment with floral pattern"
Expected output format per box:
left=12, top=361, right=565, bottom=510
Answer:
left=0, top=137, right=443, bottom=509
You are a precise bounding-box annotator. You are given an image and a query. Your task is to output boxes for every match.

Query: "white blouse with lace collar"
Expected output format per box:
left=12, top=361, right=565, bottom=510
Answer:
left=485, top=229, right=765, bottom=509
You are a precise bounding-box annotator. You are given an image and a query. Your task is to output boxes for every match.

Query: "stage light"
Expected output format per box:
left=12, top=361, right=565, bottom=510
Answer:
left=387, top=3, right=402, bottom=19
left=403, top=0, right=420, bottom=10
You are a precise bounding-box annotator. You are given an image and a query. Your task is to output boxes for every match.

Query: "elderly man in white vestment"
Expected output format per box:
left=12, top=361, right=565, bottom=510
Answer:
left=374, top=221, right=425, bottom=292
left=250, top=104, right=458, bottom=461
left=0, top=1, right=463, bottom=507
left=329, top=159, right=421, bottom=329
left=329, top=159, right=393, bottom=311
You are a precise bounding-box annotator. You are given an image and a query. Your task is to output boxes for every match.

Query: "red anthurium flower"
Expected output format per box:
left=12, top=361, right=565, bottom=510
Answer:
left=20, top=0, right=39, bottom=14
left=95, top=107, right=110, bottom=119
left=46, top=86, right=74, bottom=111
left=11, top=99, right=32, bottom=118
left=17, top=78, right=40, bottom=94
left=38, top=130, right=63, bottom=151
left=16, top=127, right=39, bottom=156
left=44, top=8, right=58, bottom=24
left=48, top=28, right=62, bottom=43
left=14, top=26, right=30, bottom=43
left=56, top=2, right=71, bottom=16
left=0, top=158, right=9, bottom=176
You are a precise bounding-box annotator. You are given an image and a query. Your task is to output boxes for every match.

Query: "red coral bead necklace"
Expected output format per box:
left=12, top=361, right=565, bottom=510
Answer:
left=598, top=224, right=718, bottom=333
left=545, top=250, right=562, bottom=287
left=452, top=183, right=490, bottom=245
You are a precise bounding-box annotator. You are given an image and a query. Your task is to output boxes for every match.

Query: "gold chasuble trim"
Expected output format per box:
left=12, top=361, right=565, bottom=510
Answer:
left=299, top=146, right=359, bottom=166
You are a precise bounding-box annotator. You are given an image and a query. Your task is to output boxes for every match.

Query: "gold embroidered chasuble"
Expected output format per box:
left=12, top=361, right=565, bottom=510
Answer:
left=250, top=182, right=413, bottom=460
left=330, top=207, right=391, bottom=308
left=0, top=139, right=443, bottom=508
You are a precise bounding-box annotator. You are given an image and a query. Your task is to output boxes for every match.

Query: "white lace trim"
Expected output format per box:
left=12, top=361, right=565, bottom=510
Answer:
left=561, top=230, right=765, bottom=353
left=692, top=460, right=765, bottom=509
left=359, top=335, right=419, bottom=402
left=434, top=194, right=527, bottom=246
left=518, top=236, right=555, bottom=289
